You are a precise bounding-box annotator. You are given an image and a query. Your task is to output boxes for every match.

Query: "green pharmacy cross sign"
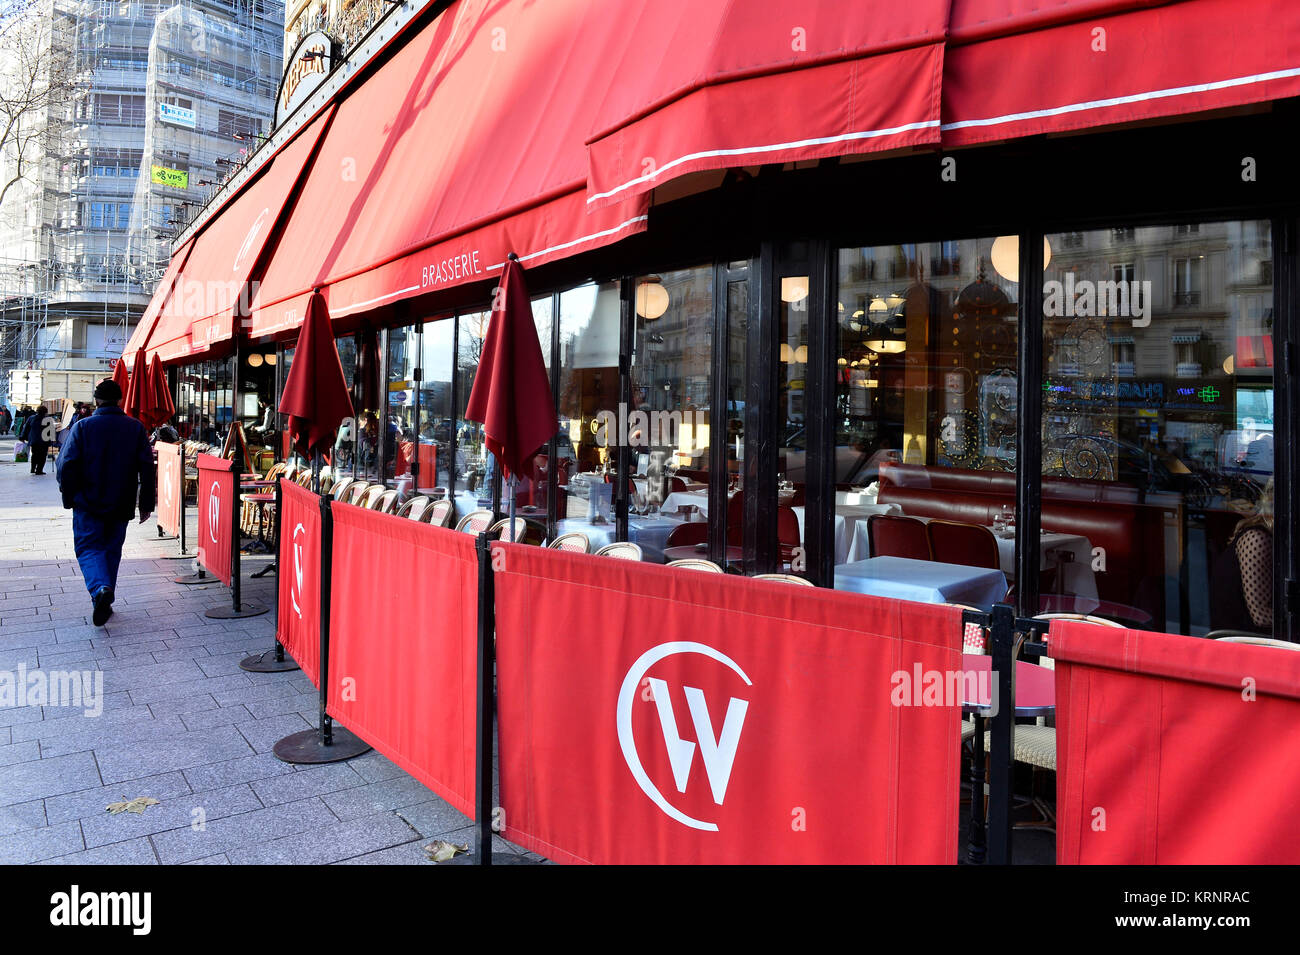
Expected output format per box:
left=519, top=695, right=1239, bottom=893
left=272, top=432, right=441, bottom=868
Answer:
left=1198, top=385, right=1220, bottom=403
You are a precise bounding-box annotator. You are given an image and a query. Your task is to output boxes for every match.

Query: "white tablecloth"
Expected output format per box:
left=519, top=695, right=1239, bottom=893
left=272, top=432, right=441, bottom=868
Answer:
left=850, top=518, right=1099, bottom=601
left=553, top=516, right=682, bottom=562
left=834, top=556, right=1008, bottom=608
left=661, top=489, right=710, bottom=518
left=790, top=503, right=902, bottom=565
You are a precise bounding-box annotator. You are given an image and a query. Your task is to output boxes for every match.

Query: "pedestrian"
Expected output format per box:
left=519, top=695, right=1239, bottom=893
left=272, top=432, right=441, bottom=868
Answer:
left=55, top=379, right=155, bottom=626
left=0, top=405, right=11, bottom=434
left=21, top=404, right=54, bottom=474
left=12, top=405, right=27, bottom=438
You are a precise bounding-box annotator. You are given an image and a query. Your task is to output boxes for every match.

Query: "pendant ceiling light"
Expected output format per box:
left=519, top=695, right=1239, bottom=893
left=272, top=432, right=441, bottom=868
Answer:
left=635, top=278, right=669, bottom=320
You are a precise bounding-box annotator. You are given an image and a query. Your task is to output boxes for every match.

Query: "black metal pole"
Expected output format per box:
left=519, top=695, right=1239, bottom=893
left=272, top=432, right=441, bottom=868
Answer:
left=318, top=490, right=334, bottom=747
left=1015, top=230, right=1045, bottom=616
left=274, top=476, right=285, bottom=663
left=230, top=465, right=242, bottom=613
left=178, top=446, right=188, bottom=555
left=985, top=602, right=1017, bottom=866
left=474, top=531, right=495, bottom=865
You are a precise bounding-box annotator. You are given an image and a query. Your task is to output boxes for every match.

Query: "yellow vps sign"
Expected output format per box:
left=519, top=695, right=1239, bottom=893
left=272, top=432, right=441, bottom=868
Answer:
left=151, top=165, right=188, bottom=189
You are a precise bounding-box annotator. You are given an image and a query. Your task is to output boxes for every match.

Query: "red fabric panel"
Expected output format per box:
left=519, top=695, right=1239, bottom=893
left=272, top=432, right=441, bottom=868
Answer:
left=276, top=479, right=323, bottom=686
left=147, top=355, right=175, bottom=428
left=196, top=454, right=234, bottom=587
left=1052, top=621, right=1300, bottom=864
left=494, top=543, right=962, bottom=864
left=465, top=259, right=556, bottom=479
left=145, top=108, right=334, bottom=364
left=587, top=44, right=943, bottom=210
left=248, top=0, right=649, bottom=330
left=942, top=0, right=1300, bottom=147
left=326, top=502, right=479, bottom=817
left=122, top=239, right=193, bottom=362
left=278, top=289, right=353, bottom=458
left=122, top=348, right=149, bottom=423
left=155, top=442, right=182, bottom=538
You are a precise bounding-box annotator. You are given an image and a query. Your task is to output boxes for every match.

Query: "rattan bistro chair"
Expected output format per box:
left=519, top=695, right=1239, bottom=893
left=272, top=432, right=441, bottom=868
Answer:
left=421, top=498, right=454, bottom=527
left=751, top=573, right=814, bottom=586
left=547, top=532, right=591, bottom=554
left=667, top=558, right=723, bottom=572
left=354, top=483, right=386, bottom=508
left=372, top=488, right=401, bottom=514
left=489, top=517, right=529, bottom=543
left=330, top=477, right=355, bottom=501
left=1209, top=632, right=1300, bottom=649
left=594, top=541, right=642, bottom=561
left=455, top=509, right=494, bottom=534
left=396, top=495, right=431, bottom=520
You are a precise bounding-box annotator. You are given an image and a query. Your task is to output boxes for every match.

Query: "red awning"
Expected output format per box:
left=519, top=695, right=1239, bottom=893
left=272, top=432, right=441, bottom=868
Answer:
left=146, top=106, right=335, bottom=364
left=584, top=0, right=949, bottom=210
left=122, top=239, right=194, bottom=368
left=942, top=0, right=1300, bottom=147
left=248, top=0, right=650, bottom=334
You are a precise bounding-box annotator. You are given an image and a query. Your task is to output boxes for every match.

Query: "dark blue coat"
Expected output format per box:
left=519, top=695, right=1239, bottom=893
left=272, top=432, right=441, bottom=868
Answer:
left=56, top=406, right=156, bottom=521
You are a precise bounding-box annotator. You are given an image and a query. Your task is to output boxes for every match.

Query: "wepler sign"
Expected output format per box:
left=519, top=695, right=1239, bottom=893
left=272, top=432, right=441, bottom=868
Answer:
left=277, top=31, right=335, bottom=127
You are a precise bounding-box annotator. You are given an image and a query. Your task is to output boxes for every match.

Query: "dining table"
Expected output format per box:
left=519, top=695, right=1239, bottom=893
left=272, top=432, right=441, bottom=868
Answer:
left=790, top=501, right=901, bottom=564
left=834, top=556, right=1008, bottom=609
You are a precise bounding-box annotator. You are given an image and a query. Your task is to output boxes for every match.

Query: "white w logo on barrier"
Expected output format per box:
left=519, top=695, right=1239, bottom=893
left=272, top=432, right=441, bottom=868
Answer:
left=617, top=642, right=751, bottom=832
left=290, top=522, right=306, bottom=619
left=208, top=492, right=220, bottom=545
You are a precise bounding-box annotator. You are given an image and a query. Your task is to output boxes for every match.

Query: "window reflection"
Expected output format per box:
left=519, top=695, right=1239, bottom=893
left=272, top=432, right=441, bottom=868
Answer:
left=385, top=325, right=416, bottom=492
left=417, top=318, right=454, bottom=494
left=834, top=239, right=1020, bottom=602
left=455, top=310, right=490, bottom=512
left=1043, top=221, right=1275, bottom=636
left=333, top=335, right=358, bottom=478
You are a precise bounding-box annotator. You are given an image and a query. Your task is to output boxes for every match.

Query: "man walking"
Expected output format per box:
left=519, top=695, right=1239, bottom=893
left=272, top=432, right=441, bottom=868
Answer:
left=20, top=404, right=54, bottom=474
left=56, top=380, right=155, bottom=626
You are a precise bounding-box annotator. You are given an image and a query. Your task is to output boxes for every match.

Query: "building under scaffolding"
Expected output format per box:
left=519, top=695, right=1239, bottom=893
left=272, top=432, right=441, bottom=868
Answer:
left=0, top=0, right=283, bottom=407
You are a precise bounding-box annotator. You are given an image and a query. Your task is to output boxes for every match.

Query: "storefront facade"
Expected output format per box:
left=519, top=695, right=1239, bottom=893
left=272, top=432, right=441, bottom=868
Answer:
left=124, top=0, right=1300, bottom=643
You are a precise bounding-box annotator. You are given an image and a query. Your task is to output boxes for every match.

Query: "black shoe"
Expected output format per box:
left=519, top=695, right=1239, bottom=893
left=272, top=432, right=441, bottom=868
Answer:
left=92, top=588, right=114, bottom=626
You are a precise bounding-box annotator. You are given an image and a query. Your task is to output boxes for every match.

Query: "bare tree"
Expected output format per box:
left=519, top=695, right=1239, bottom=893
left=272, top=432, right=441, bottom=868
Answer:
left=0, top=0, right=76, bottom=211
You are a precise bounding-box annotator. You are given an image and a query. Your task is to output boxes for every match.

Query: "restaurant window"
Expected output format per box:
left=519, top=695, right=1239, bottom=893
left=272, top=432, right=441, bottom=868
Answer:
left=238, top=347, right=277, bottom=458
left=455, top=310, right=491, bottom=511
left=1042, top=220, right=1274, bottom=637
left=352, top=328, right=382, bottom=485
left=277, top=344, right=294, bottom=462
left=833, top=238, right=1018, bottom=595
left=620, top=267, right=714, bottom=562
left=416, top=318, right=454, bottom=494
left=333, top=334, right=358, bottom=478
left=553, top=282, right=622, bottom=545
left=519, top=295, right=556, bottom=532
left=384, top=324, right=415, bottom=489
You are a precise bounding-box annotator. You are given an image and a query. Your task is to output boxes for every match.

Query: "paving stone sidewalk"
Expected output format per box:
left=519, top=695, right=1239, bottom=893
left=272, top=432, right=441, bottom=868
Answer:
left=0, top=436, right=538, bottom=865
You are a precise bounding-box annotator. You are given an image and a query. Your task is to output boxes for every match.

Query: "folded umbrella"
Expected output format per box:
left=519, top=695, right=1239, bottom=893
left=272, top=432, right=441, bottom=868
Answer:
left=465, top=256, right=556, bottom=481
left=111, top=356, right=131, bottom=401
left=279, top=289, right=353, bottom=460
left=123, top=347, right=150, bottom=423
left=147, top=354, right=175, bottom=429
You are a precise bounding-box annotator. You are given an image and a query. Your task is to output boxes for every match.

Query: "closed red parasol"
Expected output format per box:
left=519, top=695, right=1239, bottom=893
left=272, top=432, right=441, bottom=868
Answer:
left=123, top=348, right=150, bottom=422
left=147, top=354, right=175, bottom=428
left=464, top=256, right=556, bottom=481
left=111, top=356, right=130, bottom=400
left=278, top=289, right=353, bottom=461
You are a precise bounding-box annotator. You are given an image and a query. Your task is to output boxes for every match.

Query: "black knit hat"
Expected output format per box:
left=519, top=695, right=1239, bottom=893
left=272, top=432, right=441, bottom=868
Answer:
left=93, top=379, right=122, bottom=402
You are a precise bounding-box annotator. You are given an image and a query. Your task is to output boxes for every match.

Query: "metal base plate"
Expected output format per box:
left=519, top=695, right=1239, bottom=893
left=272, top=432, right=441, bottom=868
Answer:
left=273, top=727, right=372, bottom=764
left=239, top=649, right=300, bottom=673
left=173, top=572, right=214, bottom=586
left=158, top=551, right=197, bottom=560
left=205, top=602, right=268, bottom=619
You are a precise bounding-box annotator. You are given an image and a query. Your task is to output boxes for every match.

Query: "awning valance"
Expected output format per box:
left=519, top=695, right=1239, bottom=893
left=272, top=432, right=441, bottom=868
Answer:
left=247, top=0, right=651, bottom=336
left=147, top=106, right=335, bottom=364
left=136, top=0, right=1300, bottom=360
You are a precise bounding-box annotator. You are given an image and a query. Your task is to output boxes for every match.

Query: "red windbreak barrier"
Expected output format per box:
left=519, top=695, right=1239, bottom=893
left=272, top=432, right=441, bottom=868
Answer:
left=493, top=543, right=962, bottom=864
left=326, top=502, right=479, bottom=817
left=155, top=442, right=182, bottom=538
left=394, top=442, right=436, bottom=484
left=196, top=454, right=235, bottom=586
left=1052, top=622, right=1300, bottom=864
left=276, top=479, right=323, bottom=685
